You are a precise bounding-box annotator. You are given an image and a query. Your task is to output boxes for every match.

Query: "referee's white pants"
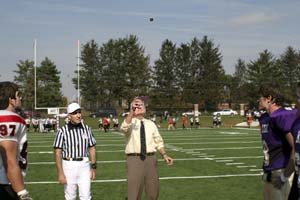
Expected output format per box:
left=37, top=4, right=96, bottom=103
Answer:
left=63, top=157, right=91, bottom=200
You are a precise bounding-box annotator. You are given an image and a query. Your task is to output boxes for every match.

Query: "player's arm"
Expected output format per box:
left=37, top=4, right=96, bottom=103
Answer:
left=284, top=132, right=295, bottom=177
left=89, top=145, right=97, bottom=180
left=271, top=132, right=295, bottom=189
left=0, top=140, right=25, bottom=192
left=54, top=148, right=67, bottom=184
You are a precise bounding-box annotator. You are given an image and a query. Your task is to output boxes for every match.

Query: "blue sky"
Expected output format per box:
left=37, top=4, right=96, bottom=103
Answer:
left=1, top=0, right=299, bottom=101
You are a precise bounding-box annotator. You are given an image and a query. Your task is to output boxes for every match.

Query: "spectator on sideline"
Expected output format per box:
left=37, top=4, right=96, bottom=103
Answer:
left=103, top=117, right=110, bottom=132
left=31, top=117, right=39, bottom=133
left=168, top=117, right=175, bottom=130
left=246, top=112, right=253, bottom=128
left=53, top=102, right=97, bottom=200
left=258, top=83, right=297, bottom=200
left=25, top=117, right=30, bottom=132
left=182, top=115, right=188, bottom=129
left=120, top=97, right=173, bottom=200
left=190, top=116, right=194, bottom=128
left=0, top=81, right=33, bottom=200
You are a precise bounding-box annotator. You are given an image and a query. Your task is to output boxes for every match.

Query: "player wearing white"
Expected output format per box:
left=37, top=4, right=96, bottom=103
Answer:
left=0, top=81, right=32, bottom=200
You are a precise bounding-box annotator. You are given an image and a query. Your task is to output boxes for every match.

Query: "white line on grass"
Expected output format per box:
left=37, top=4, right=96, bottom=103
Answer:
left=236, top=165, right=256, bottom=168
left=29, top=150, right=124, bottom=154
left=25, top=173, right=261, bottom=185
left=215, top=160, right=234, bottom=162
left=31, top=156, right=259, bottom=165
left=188, top=146, right=261, bottom=150
left=225, top=163, right=244, bottom=165
left=219, top=132, right=248, bottom=135
left=249, top=169, right=263, bottom=172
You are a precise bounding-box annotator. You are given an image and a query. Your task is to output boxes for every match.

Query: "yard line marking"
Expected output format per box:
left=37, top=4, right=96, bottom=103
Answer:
left=30, top=157, right=251, bottom=165
left=249, top=169, right=263, bottom=172
left=226, top=163, right=244, bottom=165
left=198, top=155, right=215, bottom=158
left=236, top=165, right=256, bottom=168
left=29, top=144, right=125, bottom=148
left=168, top=141, right=260, bottom=145
left=219, top=132, right=248, bottom=135
left=25, top=173, right=261, bottom=184
left=186, top=146, right=261, bottom=150
left=213, top=156, right=262, bottom=160
left=216, top=160, right=233, bottom=162
left=29, top=150, right=124, bottom=154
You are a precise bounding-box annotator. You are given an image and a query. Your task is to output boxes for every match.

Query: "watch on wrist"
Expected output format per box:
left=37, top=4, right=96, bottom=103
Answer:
left=91, top=163, right=97, bottom=169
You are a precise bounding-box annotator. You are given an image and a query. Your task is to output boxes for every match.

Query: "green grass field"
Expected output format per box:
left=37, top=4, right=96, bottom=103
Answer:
left=25, top=126, right=264, bottom=200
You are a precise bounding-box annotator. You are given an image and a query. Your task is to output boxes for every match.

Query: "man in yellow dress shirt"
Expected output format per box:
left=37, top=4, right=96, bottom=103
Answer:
left=120, top=97, right=173, bottom=200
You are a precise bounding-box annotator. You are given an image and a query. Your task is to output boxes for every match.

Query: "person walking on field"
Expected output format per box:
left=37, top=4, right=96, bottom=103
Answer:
left=53, top=103, right=97, bottom=200
left=182, top=115, right=188, bottom=129
left=168, top=117, right=175, bottom=130
left=120, top=97, right=173, bottom=200
left=0, top=81, right=33, bottom=200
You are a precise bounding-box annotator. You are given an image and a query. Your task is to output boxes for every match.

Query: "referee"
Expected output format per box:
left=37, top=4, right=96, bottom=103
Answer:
left=53, top=103, right=97, bottom=200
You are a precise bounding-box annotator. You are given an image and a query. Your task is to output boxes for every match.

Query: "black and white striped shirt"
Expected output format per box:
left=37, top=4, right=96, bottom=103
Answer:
left=53, top=122, right=96, bottom=158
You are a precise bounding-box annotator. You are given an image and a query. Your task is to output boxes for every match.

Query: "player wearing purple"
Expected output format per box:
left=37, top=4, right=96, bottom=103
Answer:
left=288, top=83, right=300, bottom=200
left=258, top=84, right=297, bottom=200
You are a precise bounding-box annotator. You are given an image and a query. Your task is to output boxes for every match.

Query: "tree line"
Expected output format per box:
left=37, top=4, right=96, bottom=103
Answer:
left=14, top=35, right=300, bottom=113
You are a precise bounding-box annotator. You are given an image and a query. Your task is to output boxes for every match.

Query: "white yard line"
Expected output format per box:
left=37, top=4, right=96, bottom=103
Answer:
left=25, top=173, right=261, bottom=185
left=216, top=160, right=234, bottom=162
left=226, top=163, right=244, bottom=165
left=236, top=165, right=257, bottom=168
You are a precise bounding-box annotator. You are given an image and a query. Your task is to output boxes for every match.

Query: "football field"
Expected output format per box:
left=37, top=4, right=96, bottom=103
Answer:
left=25, top=127, right=264, bottom=200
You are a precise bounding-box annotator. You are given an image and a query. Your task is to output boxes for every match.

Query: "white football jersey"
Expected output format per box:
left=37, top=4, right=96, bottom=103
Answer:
left=0, top=110, right=28, bottom=184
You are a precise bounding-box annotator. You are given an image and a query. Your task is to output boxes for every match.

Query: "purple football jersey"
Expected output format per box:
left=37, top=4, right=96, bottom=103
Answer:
left=292, top=114, right=300, bottom=172
left=259, top=107, right=297, bottom=172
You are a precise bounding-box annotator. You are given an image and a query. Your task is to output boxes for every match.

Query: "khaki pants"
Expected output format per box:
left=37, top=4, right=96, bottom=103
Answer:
left=126, top=155, right=159, bottom=200
left=263, top=169, right=294, bottom=200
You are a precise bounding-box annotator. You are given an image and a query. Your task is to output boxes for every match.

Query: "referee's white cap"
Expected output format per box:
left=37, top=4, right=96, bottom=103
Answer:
left=67, top=103, right=81, bottom=114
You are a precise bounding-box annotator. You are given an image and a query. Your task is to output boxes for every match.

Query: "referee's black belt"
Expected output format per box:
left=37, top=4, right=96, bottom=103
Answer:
left=63, top=157, right=83, bottom=161
left=126, top=152, right=155, bottom=156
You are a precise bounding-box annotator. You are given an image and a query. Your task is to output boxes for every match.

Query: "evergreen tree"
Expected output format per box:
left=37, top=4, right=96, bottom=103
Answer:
left=152, top=39, right=178, bottom=109
left=279, top=46, right=300, bottom=102
left=246, top=49, right=281, bottom=107
left=101, top=35, right=150, bottom=108
left=231, top=58, right=249, bottom=104
left=37, top=57, right=64, bottom=107
left=176, top=43, right=192, bottom=106
left=198, top=36, right=225, bottom=110
left=14, top=60, right=35, bottom=110
left=74, top=40, right=104, bottom=110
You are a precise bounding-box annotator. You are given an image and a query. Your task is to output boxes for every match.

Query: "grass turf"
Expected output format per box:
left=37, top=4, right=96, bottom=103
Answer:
left=25, top=127, right=264, bottom=200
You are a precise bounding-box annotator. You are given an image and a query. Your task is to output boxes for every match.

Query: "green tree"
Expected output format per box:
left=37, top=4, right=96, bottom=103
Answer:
left=198, top=36, right=225, bottom=110
left=175, top=43, right=192, bottom=106
left=231, top=58, right=249, bottom=104
left=101, top=35, right=151, bottom=109
left=14, top=60, right=35, bottom=110
left=77, top=36, right=151, bottom=110
left=279, top=46, right=300, bottom=102
left=36, top=57, right=64, bottom=107
left=246, top=49, right=281, bottom=107
left=74, top=39, right=104, bottom=110
left=179, top=38, right=201, bottom=105
left=152, top=39, right=178, bottom=109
